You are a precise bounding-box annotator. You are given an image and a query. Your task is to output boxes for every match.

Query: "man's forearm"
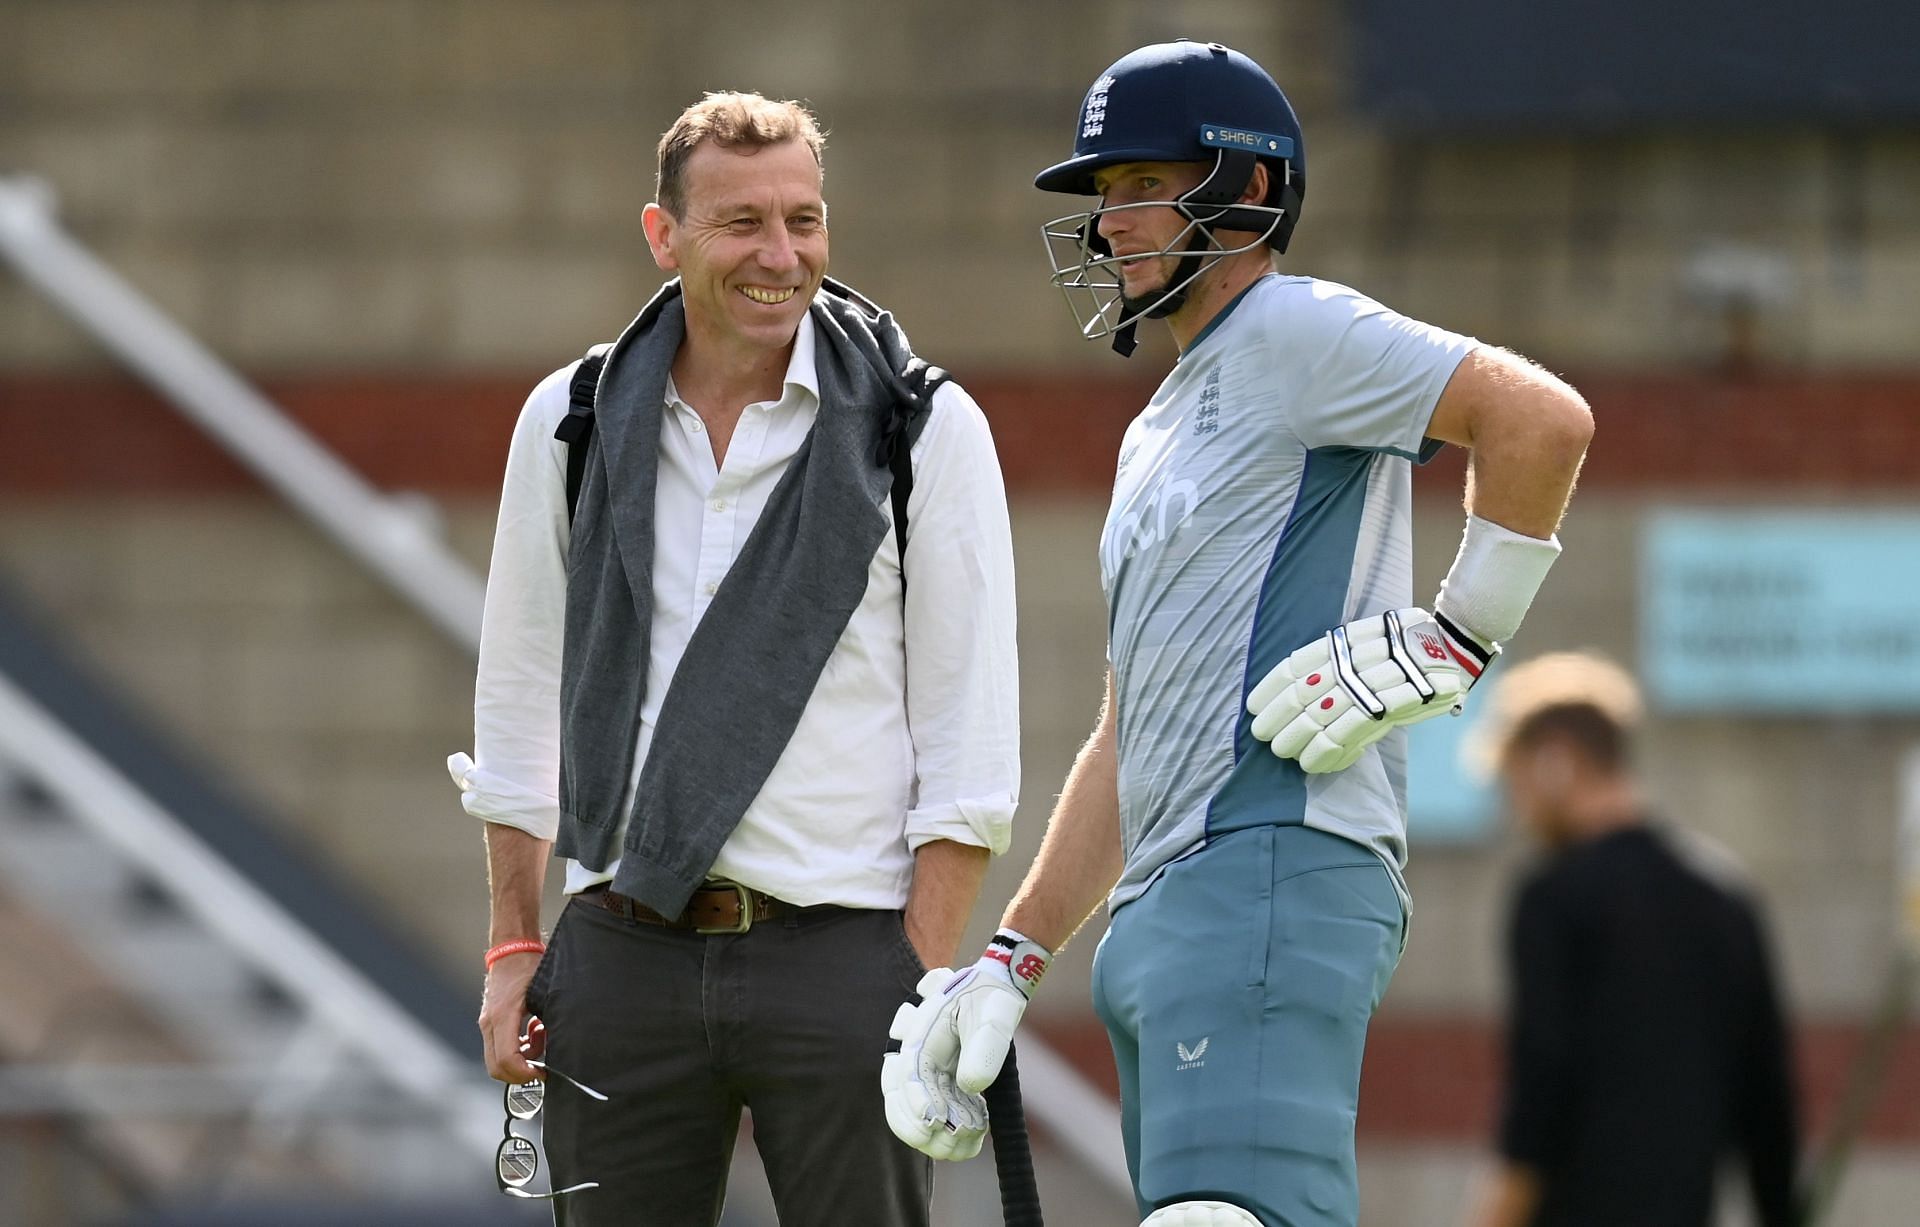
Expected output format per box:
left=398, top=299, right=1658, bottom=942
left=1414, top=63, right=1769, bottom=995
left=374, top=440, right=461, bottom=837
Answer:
left=904, top=839, right=992, bottom=969
left=479, top=822, right=551, bottom=1084
left=1003, top=681, right=1124, bottom=953
left=485, top=822, right=551, bottom=945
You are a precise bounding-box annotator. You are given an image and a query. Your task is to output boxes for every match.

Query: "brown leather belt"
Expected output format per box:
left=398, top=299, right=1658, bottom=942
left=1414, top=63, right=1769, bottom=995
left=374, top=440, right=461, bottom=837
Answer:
left=579, top=880, right=807, bottom=934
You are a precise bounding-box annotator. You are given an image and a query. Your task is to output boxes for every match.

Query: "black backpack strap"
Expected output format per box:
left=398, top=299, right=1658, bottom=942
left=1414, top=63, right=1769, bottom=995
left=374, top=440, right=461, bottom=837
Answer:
left=555, top=347, right=610, bottom=525
left=887, top=428, right=913, bottom=566
left=877, top=362, right=949, bottom=586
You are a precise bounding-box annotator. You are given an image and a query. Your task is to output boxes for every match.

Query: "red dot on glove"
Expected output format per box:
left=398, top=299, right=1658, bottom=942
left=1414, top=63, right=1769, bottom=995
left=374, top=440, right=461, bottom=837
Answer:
left=1306, top=673, right=1321, bottom=686
left=1320, top=696, right=1335, bottom=710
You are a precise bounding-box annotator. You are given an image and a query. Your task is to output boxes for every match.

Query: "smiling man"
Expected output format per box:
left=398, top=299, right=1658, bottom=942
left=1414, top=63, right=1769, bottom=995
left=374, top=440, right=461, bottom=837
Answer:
left=882, top=41, right=1592, bottom=1227
left=451, top=92, right=1019, bottom=1226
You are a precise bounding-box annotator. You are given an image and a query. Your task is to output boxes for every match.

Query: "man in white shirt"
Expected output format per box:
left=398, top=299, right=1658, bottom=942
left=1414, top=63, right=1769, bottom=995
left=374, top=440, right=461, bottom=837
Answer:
left=450, top=91, right=1019, bottom=1226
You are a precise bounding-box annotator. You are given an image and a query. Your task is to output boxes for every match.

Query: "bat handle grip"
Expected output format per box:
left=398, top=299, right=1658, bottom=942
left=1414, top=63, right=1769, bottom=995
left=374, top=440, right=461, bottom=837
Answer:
left=984, top=1041, right=1045, bottom=1226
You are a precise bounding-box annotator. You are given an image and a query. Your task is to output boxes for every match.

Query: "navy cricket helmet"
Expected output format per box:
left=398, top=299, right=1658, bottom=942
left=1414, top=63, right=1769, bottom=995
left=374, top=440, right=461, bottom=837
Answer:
left=1035, top=39, right=1306, bottom=249
left=1035, top=40, right=1307, bottom=355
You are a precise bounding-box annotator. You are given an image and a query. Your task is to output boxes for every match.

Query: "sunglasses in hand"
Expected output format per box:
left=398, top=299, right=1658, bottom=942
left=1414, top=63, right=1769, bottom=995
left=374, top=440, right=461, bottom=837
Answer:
left=496, top=1044, right=609, bottom=1201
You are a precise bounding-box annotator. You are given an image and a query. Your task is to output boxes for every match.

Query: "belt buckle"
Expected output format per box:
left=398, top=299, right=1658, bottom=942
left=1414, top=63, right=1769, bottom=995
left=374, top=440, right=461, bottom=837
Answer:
left=694, top=881, right=754, bottom=935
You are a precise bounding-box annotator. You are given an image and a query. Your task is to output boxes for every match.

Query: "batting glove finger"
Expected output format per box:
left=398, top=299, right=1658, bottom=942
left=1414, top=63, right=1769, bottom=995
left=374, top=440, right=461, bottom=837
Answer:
left=1294, top=705, right=1386, bottom=774
left=1248, top=632, right=1397, bottom=744
left=1249, top=607, right=1493, bottom=773
left=883, top=968, right=975, bottom=1155
left=879, top=934, right=1050, bottom=1160
left=925, top=1075, right=989, bottom=1161
left=881, top=1043, right=986, bottom=1160
left=955, top=987, right=1027, bottom=1094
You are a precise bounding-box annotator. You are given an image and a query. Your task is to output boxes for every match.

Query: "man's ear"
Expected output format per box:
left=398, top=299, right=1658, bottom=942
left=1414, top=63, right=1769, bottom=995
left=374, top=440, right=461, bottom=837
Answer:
left=1237, top=162, right=1271, bottom=208
left=642, top=203, right=678, bottom=272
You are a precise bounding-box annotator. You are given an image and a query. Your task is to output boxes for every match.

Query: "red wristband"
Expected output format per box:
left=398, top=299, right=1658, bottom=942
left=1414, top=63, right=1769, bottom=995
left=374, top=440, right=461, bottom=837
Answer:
left=485, top=938, right=546, bottom=969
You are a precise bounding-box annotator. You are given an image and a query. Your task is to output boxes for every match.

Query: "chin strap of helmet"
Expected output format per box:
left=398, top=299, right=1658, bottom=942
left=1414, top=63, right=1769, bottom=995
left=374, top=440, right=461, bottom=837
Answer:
left=1079, top=217, right=1141, bottom=357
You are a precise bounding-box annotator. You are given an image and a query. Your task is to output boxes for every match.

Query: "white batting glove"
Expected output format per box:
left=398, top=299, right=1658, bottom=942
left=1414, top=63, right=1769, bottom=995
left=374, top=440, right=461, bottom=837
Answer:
left=1247, top=607, right=1495, bottom=774
left=880, top=929, right=1051, bottom=1161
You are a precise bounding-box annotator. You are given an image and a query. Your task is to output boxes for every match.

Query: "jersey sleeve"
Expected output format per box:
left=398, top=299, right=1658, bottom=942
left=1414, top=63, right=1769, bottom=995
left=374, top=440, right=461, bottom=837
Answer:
left=1285, top=282, right=1476, bottom=460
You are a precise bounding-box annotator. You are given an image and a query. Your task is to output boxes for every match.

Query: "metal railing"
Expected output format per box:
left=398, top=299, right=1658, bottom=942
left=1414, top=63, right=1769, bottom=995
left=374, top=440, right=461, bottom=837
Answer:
left=0, top=670, right=500, bottom=1159
left=0, top=173, right=1132, bottom=1203
left=0, top=177, right=482, bottom=650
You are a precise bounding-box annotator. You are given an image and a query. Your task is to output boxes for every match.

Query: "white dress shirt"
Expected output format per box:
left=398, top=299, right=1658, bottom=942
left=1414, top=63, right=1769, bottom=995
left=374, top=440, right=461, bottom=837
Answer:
left=449, top=312, right=1020, bottom=908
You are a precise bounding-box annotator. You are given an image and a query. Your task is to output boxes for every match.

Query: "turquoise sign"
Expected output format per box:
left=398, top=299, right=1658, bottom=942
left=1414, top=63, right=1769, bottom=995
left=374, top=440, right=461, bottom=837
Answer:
left=1642, top=510, right=1920, bottom=712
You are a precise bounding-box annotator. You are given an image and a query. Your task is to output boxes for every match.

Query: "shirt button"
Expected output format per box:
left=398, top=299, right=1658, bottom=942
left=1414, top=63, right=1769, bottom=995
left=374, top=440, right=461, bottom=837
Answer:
left=704, top=581, right=719, bottom=596
left=688, top=419, right=704, bottom=433
left=711, top=498, right=728, bottom=512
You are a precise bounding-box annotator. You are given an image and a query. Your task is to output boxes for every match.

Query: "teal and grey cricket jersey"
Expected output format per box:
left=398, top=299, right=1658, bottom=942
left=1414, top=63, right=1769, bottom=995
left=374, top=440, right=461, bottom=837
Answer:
left=1101, top=273, right=1476, bottom=912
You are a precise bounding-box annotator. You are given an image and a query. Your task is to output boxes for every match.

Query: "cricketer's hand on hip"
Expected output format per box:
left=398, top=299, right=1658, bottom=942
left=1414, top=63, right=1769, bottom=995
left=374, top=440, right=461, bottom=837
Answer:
left=882, top=934, right=1049, bottom=1160
left=1248, top=607, right=1489, bottom=774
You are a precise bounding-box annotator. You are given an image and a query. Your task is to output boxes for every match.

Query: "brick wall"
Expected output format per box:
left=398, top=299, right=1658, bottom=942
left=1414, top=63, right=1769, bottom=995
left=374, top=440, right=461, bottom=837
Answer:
left=4, top=1, right=1918, bottom=375
left=8, top=370, right=1920, bottom=497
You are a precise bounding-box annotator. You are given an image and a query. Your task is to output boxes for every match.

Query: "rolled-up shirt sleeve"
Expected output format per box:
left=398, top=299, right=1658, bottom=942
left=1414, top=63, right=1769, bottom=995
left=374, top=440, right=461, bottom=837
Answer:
left=900, top=381, right=1020, bottom=854
left=447, top=364, right=575, bottom=840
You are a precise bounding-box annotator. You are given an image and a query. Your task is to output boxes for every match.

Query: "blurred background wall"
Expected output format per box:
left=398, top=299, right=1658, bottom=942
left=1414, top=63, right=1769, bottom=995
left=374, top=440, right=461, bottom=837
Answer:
left=2, top=1, right=1917, bottom=1223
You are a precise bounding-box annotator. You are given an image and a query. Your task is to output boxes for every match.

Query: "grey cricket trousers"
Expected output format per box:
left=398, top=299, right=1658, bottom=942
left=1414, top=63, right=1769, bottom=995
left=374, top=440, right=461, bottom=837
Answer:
left=526, top=895, right=935, bottom=1226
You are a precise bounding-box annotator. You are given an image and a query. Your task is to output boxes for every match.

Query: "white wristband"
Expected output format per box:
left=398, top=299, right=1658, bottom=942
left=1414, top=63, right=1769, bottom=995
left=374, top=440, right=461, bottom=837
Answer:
left=1433, top=514, right=1562, bottom=647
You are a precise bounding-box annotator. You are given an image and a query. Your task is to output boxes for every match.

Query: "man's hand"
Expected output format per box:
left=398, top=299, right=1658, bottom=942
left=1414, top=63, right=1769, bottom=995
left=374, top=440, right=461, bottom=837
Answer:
left=1248, top=607, right=1493, bottom=774
left=480, top=951, right=543, bottom=1084
left=881, top=930, right=1051, bottom=1160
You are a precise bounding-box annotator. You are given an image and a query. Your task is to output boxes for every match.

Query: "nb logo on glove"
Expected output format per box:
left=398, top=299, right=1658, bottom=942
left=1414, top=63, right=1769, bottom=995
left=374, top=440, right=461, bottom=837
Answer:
left=1247, top=607, right=1496, bottom=775
left=881, top=929, right=1052, bottom=1161
left=1013, top=953, right=1047, bottom=986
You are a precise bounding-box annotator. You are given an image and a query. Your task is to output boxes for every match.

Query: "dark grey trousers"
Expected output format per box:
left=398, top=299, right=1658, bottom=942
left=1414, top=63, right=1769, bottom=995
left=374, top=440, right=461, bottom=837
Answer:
left=526, top=896, right=934, bottom=1226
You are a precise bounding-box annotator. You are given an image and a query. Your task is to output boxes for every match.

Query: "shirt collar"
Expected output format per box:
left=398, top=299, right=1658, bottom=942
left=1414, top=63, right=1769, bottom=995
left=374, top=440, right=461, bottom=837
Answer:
left=784, top=308, right=820, bottom=405
left=1179, top=272, right=1273, bottom=360
left=665, top=308, right=819, bottom=411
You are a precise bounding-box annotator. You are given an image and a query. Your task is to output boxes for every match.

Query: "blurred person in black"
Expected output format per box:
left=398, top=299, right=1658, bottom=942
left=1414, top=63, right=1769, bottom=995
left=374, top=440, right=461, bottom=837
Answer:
left=1468, top=652, right=1800, bottom=1227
